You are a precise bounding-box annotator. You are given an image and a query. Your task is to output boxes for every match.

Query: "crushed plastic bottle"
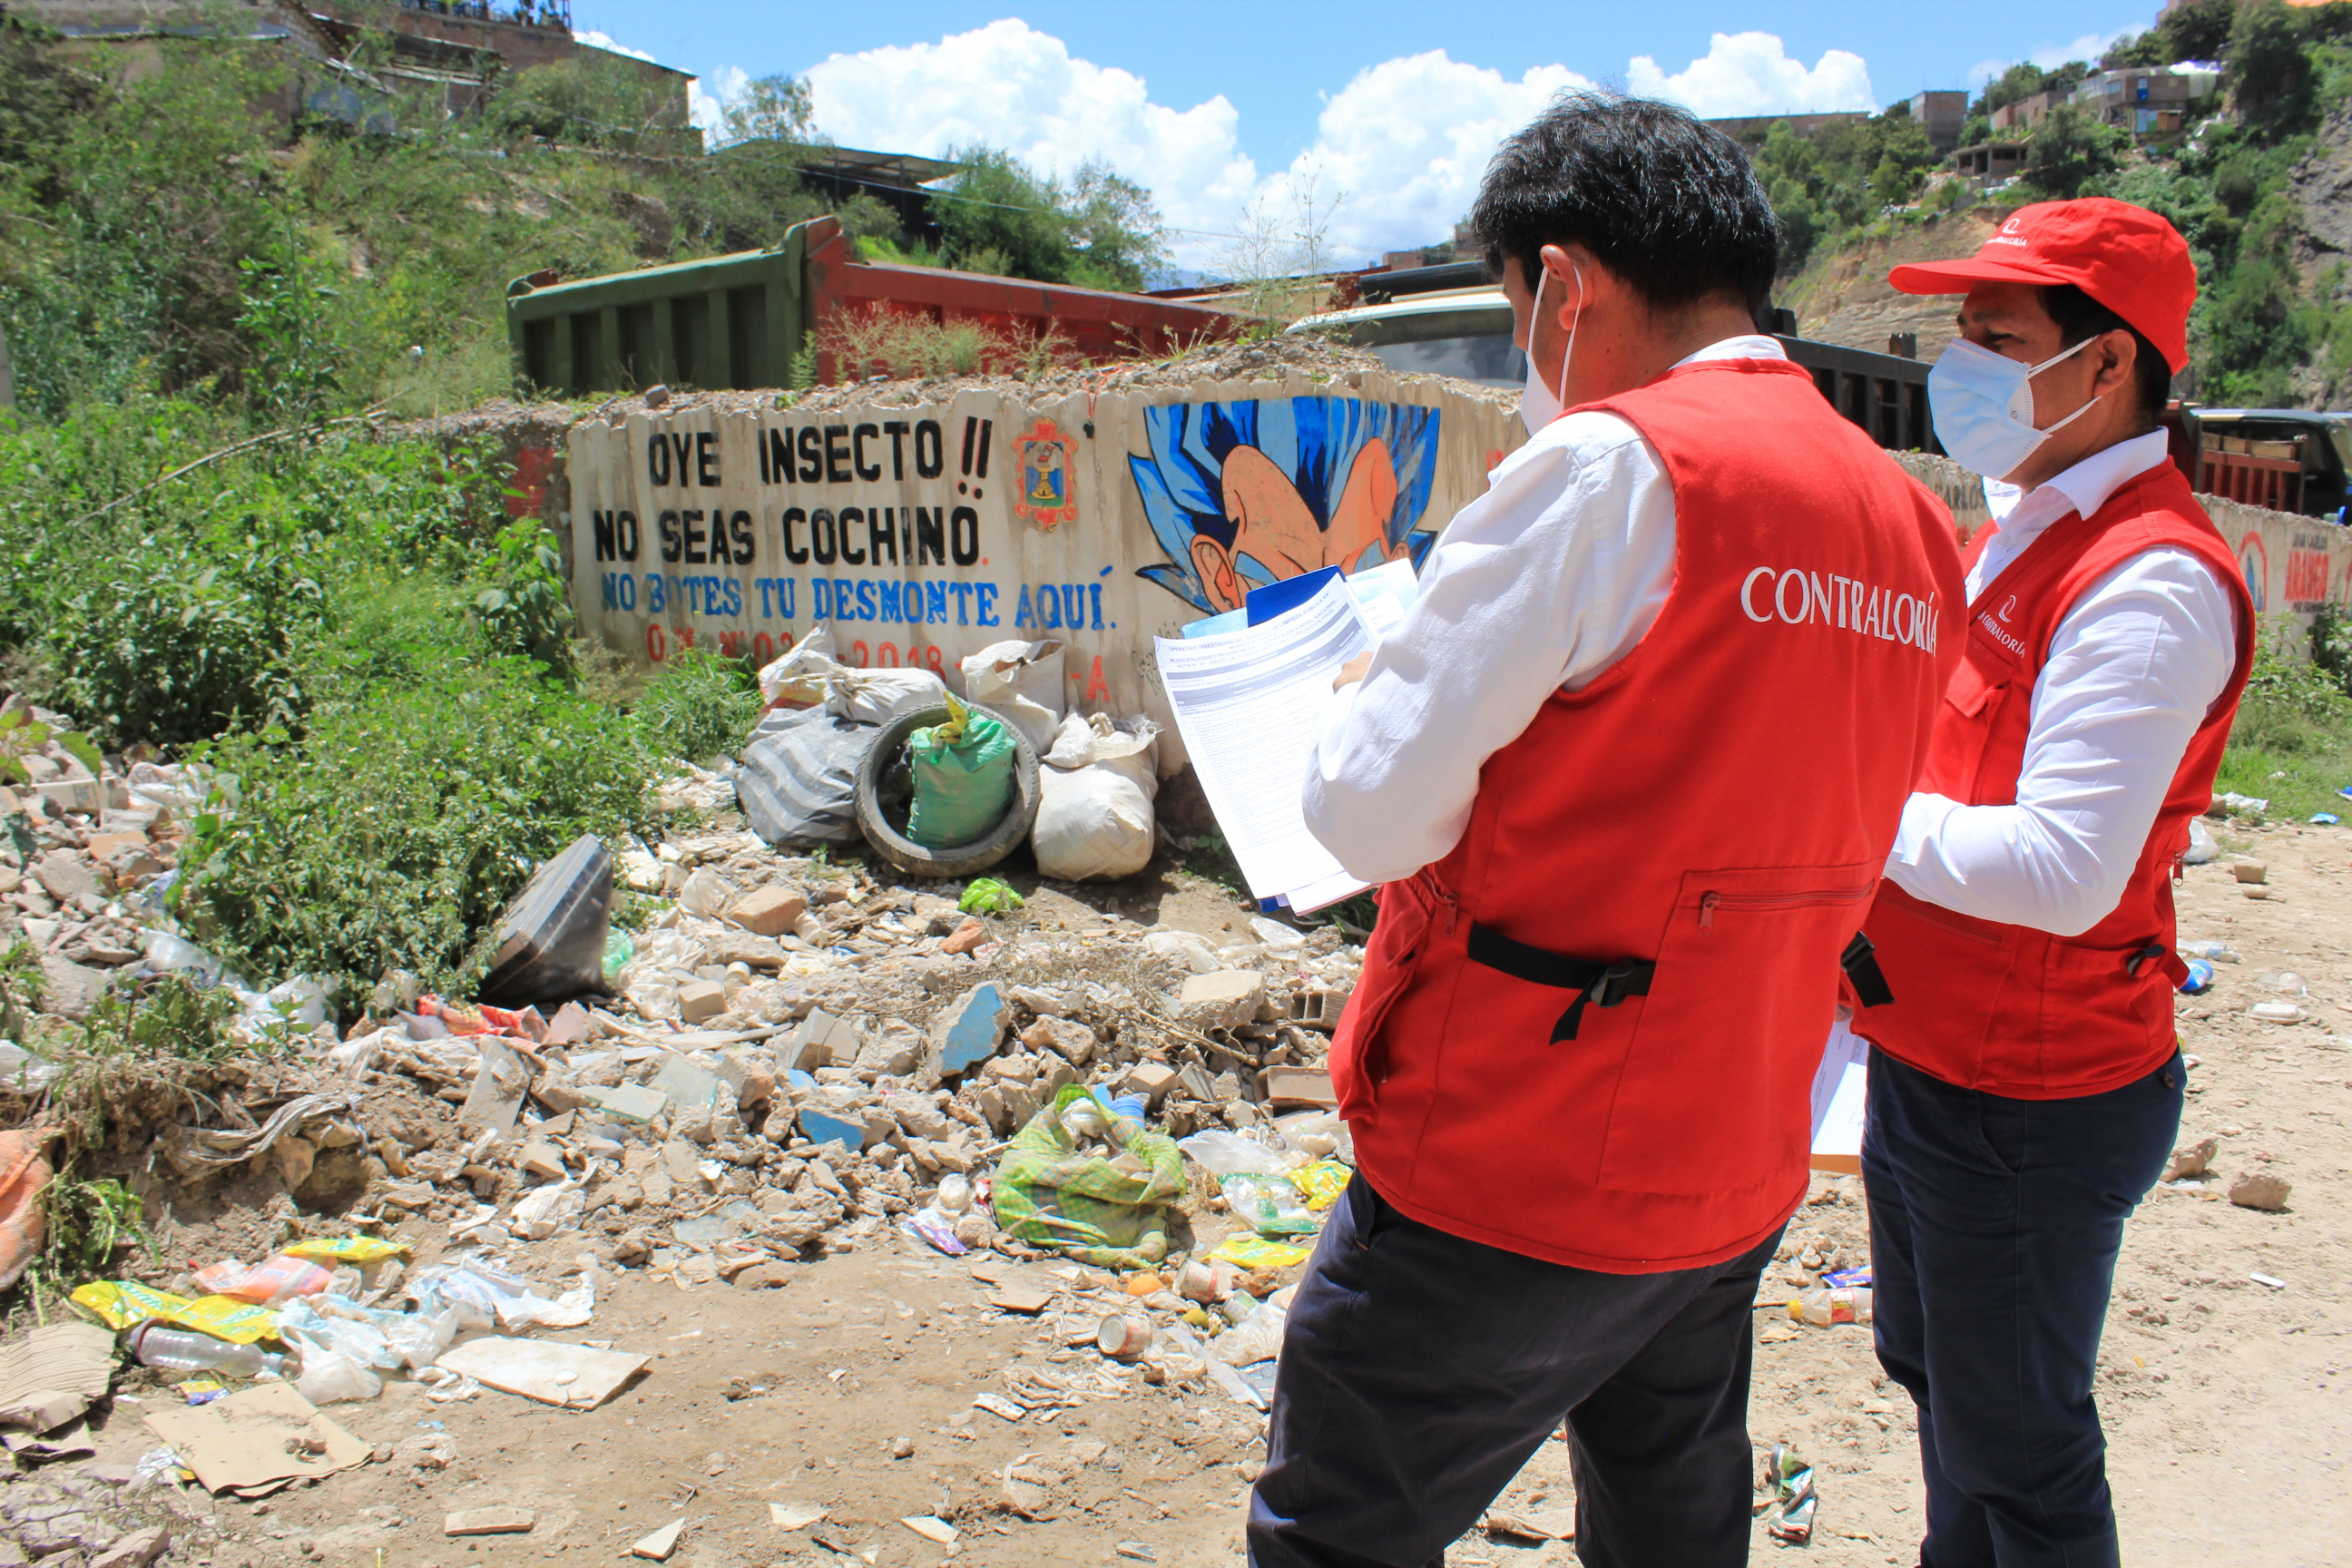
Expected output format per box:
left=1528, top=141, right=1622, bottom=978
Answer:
left=1788, top=1286, right=1873, bottom=1327
left=2181, top=941, right=2240, bottom=963
left=129, top=1324, right=284, bottom=1378
left=2180, top=959, right=2213, bottom=995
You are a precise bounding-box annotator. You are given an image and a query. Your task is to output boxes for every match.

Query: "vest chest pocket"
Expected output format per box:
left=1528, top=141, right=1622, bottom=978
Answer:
left=1596, top=865, right=1877, bottom=1197
left=1936, top=645, right=2025, bottom=805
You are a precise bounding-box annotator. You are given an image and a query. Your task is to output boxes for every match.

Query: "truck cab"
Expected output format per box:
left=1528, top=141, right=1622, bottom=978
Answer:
left=2181, top=407, right=2352, bottom=520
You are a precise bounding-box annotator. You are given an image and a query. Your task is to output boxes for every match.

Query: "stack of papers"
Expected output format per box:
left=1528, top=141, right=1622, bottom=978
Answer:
left=1153, top=561, right=1419, bottom=913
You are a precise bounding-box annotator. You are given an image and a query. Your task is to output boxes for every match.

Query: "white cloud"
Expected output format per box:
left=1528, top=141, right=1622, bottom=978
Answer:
left=690, top=65, right=749, bottom=137
left=1626, top=32, right=1875, bottom=118
left=1968, top=29, right=2135, bottom=87
left=788, top=23, right=1886, bottom=269
left=573, top=29, right=655, bottom=64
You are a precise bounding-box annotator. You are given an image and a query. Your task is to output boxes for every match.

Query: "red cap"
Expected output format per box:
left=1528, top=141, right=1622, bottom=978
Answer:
left=1887, top=198, right=2196, bottom=373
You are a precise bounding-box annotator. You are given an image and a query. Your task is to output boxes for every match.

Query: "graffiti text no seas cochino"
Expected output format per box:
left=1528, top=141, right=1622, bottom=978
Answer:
left=584, top=418, right=1111, bottom=665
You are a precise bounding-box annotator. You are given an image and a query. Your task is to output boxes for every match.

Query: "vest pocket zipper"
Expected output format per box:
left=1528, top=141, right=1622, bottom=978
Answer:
left=1698, top=881, right=1876, bottom=929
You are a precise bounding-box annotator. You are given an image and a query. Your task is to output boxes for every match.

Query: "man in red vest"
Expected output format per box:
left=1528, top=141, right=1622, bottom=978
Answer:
left=1856, top=200, right=2251, bottom=1568
left=1248, top=93, right=1965, bottom=1567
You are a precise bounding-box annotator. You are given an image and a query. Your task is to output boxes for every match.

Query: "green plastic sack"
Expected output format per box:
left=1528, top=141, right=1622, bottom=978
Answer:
left=992, top=1085, right=1184, bottom=1269
left=907, top=694, right=1017, bottom=848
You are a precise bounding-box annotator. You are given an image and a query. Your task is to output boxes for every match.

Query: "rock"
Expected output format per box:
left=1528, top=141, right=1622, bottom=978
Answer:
left=706, top=927, right=788, bottom=969
left=2228, top=1171, right=2292, bottom=1211
left=884, top=1092, right=950, bottom=1141
left=32, top=855, right=98, bottom=906
left=2165, top=1136, right=2218, bottom=1182
left=677, top=981, right=728, bottom=1024
left=783, top=1010, right=862, bottom=1073
left=931, top=983, right=1009, bottom=1075
left=732, top=1261, right=792, bottom=1289
left=856, top=1022, right=924, bottom=1077
left=379, top=1180, right=435, bottom=1210
left=517, top=1142, right=568, bottom=1181
left=533, top=1077, right=588, bottom=1115
left=81, top=832, right=147, bottom=863
left=2231, top=861, right=2267, bottom=884
left=729, top=886, right=808, bottom=937
left=35, top=954, right=107, bottom=1020
left=446, top=1509, right=534, bottom=1537
left=1123, top=1061, right=1180, bottom=1109
left=1176, top=970, right=1269, bottom=1032
left=88, top=1527, right=169, bottom=1568
left=582, top=1083, right=670, bottom=1124
left=1020, top=1016, right=1096, bottom=1068
left=544, top=1001, right=600, bottom=1046
left=661, top=1140, right=704, bottom=1186
left=941, top=917, right=990, bottom=956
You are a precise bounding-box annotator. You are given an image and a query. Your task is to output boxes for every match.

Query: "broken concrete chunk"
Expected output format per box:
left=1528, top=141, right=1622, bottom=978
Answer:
left=729, top=886, right=808, bottom=937
left=783, top=1010, right=862, bottom=1073
left=1176, top=970, right=1269, bottom=1032
left=677, top=980, right=728, bottom=1024
left=884, top=1092, right=950, bottom=1141
left=2228, top=1171, right=2292, bottom=1211
left=516, top=1142, right=568, bottom=1181
left=88, top=1528, right=169, bottom=1568
left=941, top=917, right=990, bottom=956
left=32, top=856, right=98, bottom=907
left=2164, top=1136, right=2218, bottom=1182
left=855, top=1021, right=923, bottom=1078
left=581, top=1083, right=669, bottom=1124
left=2232, top=861, right=2267, bottom=885
left=1123, top=1061, right=1180, bottom=1109
left=931, top=983, right=1009, bottom=1075
left=1020, top=1015, right=1097, bottom=1068
left=630, top=1518, right=685, bottom=1561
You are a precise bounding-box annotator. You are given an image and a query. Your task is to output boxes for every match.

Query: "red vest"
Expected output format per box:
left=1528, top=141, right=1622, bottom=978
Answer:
left=1330, top=358, right=1965, bottom=1273
left=1851, top=461, right=2253, bottom=1098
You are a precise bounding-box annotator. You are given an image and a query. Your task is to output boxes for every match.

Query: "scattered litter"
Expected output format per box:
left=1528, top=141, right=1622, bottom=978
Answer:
left=630, top=1518, right=686, bottom=1561
left=2250, top=1272, right=2288, bottom=1290
left=2313, top=812, right=2339, bottom=825
left=769, top=1503, right=827, bottom=1530
left=959, top=877, right=1025, bottom=914
left=1210, top=1236, right=1313, bottom=1270
left=972, top=1393, right=1029, bottom=1421
left=1761, top=1443, right=1817, bottom=1545
left=901, top=1515, right=959, bottom=1546
left=0, top=1321, right=116, bottom=1435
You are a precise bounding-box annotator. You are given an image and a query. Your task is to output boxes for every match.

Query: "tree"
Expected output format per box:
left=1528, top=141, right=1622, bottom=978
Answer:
left=2023, top=104, right=2125, bottom=201
left=487, top=54, right=692, bottom=153
left=2160, top=0, right=2237, bottom=63
left=930, top=145, right=1169, bottom=290
left=719, top=74, right=813, bottom=148
left=2230, top=0, right=2313, bottom=123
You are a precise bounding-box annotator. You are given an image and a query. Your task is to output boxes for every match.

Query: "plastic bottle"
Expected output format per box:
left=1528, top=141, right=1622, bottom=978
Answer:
left=2181, top=941, right=2239, bottom=963
left=2180, top=959, right=2214, bottom=995
left=129, top=1324, right=283, bottom=1377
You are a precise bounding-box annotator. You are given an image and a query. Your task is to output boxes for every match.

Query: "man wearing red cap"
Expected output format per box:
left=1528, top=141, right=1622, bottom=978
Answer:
left=1854, top=198, right=2252, bottom=1566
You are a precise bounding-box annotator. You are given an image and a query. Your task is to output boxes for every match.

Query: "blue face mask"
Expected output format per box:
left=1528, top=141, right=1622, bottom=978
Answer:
left=1926, top=334, right=2103, bottom=480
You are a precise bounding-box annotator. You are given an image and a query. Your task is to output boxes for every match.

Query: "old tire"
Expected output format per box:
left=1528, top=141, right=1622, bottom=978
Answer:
left=854, top=702, right=1042, bottom=879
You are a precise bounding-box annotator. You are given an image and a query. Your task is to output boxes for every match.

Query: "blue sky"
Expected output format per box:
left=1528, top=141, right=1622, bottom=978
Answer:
left=573, top=2, right=2163, bottom=265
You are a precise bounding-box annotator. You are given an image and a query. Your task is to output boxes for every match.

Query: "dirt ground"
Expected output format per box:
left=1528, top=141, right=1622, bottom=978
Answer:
left=28, top=819, right=2352, bottom=1567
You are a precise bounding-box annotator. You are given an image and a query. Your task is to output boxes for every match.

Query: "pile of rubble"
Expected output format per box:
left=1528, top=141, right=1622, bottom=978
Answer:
left=335, top=818, right=1359, bottom=1293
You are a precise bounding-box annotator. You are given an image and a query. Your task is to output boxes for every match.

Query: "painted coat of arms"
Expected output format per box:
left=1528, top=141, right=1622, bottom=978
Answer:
left=1013, top=417, right=1080, bottom=529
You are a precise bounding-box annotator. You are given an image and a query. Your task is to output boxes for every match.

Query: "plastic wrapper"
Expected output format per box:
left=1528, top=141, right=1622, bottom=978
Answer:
left=407, top=1258, right=593, bottom=1330
left=1179, top=1129, right=1300, bottom=1180
left=1208, top=1298, right=1289, bottom=1366
left=1210, top=1236, right=1312, bottom=1270
left=900, top=1206, right=966, bottom=1256
left=1219, top=1173, right=1320, bottom=1237
left=757, top=625, right=845, bottom=707
left=192, top=1253, right=334, bottom=1306
left=827, top=665, right=949, bottom=726
left=1289, top=1161, right=1353, bottom=1211
left=281, top=1236, right=410, bottom=1264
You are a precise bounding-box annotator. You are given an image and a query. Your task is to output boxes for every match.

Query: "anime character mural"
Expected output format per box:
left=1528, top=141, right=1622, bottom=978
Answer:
left=1130, top=397, right=1442, bottom=613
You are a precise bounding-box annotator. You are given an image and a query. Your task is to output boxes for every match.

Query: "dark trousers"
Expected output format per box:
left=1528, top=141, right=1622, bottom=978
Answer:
left=1864, top=1047, right=2182, bottom=1568
left=1247, top=1174, right=1782, bottom=1568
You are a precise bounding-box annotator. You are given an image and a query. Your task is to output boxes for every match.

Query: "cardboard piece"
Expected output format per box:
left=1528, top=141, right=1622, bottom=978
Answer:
left=432, top=1337, right=649, bottom=1409
left=141, top=1382, right=370, bottom=1495
left=986, top=1277, right=1054, bottom=1315
left=0, top=1321, right=115, bottom=1432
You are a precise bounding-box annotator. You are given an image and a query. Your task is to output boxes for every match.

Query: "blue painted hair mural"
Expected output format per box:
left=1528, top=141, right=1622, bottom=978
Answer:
left=1129, top=397, right=1442, bottom=614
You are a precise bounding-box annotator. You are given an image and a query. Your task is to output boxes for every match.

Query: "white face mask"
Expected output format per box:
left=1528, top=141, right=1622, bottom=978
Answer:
left=1518, top=260, right=1584, bottom=438
left=1926, top=333, right=2104, bottom=480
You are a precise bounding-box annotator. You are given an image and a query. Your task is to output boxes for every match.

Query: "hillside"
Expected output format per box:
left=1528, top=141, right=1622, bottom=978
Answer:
left=1775, top=211, right=2003, bottom=361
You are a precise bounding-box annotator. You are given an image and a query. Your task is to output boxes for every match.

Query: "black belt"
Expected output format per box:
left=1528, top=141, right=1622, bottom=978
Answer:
left=1467, top=924, right=1897, bottom=1045
left=1842, top=932, right=1894, bottom=1009
left=1466, top=923, right=1654, bottom=1043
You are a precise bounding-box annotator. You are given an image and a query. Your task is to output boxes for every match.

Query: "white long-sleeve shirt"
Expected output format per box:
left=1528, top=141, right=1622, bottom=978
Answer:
left=1302, top=335, right=1776, bottom=885
left=1884, top=429, right=2239, bottom=936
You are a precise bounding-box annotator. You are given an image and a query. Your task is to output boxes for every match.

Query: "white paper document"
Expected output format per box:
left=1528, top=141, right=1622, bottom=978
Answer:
left=1809, top=1021, right=1869, bottom=1172
left=1153, top=574, right=1379, bottom=906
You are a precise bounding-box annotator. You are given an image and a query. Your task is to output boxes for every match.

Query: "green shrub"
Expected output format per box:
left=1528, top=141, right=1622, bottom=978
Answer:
left=173, top=656, right=655, bottom=1013
left=632, top=646, right=760, bottom=764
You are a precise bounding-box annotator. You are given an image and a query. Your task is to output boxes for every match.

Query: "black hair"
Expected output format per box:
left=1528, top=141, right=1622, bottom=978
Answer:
left=1469, top=92, right=1780, bottom=316
left=2041, top=284, right=2171, bottom=427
